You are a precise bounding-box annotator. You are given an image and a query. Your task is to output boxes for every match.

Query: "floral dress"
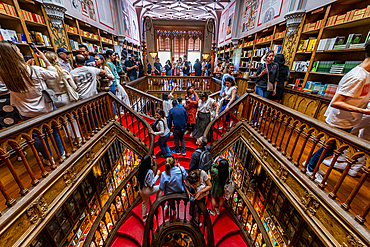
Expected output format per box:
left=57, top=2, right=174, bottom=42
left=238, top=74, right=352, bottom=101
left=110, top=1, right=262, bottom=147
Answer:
left=185, top=92, right=199, bottom=124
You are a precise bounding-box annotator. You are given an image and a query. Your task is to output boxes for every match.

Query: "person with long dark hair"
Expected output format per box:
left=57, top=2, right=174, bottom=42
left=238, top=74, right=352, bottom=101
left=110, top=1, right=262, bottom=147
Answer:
left=272, top=54, right=289, bottom=102
left=138, top=155, right=161, bottom=222
left=209, top=159, right=230, bottom=216
left=184, top=86, right=199, bottom=136
left=165, top=60, right=172, bottom=76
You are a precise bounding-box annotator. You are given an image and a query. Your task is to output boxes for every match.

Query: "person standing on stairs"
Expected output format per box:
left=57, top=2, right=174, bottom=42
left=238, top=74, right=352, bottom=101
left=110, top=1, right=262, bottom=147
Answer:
left=163, top=85, right=178, bottom=118
left=208, top=159, right=230, bottom=216
left=138, top=155, right=161, bottom=222
left=306, top=40, right=370, bottom=183
left=150, top=109, right=172, bottom=158
left=168, top=100, right=188, bottom=156
left=188, top=136, right=211, bottom=173
left=159, top=156, right=188, bottom=214
left=184, top=86, right=199, bottom=136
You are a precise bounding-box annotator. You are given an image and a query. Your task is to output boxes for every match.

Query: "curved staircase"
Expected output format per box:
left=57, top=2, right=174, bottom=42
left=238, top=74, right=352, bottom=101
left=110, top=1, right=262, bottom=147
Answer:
left=110, top=116, right=248, bottom=247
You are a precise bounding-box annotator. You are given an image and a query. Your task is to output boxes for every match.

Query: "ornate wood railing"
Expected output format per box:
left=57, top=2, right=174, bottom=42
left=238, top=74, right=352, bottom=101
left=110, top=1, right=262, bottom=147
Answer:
left=83, top=166, right=141, bottom=247
left=143, top=194, right=214, bottom=247
left=124, top=84, right=163, bottom=119
left=0, top=92, right=153, bottom=213
left=205, top=93, right=370, bottom=226
left=226, top=188, right=273, bottom=247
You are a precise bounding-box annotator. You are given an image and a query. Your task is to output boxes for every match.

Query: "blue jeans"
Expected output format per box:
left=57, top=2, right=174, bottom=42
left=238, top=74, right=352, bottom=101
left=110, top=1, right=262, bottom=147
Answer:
left=129, top=76, right=137, bottom=81
left=255, top=86, right=270, bottom=98
left=173, top=129, right=186, bottom=153
left=158, top=133, right=171, bottom=157
left=183, top=74, right=189, bottom=76
left=21, top=114, right=65, bottom=160
left=307, top=126, right=352, bottom=172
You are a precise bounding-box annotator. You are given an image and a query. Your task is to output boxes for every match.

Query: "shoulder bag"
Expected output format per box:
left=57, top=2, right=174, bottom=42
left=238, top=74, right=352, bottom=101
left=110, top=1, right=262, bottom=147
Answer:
left=224, top=168, right=235, bottom=200
left=62, top=75, right=79, bottom=102
left=37, top=69, right=57, bottom=103
left=266, top=63, right=274, bottom=92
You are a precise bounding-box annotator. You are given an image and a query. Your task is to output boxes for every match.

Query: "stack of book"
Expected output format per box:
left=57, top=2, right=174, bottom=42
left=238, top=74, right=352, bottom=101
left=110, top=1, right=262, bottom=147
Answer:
left=272, top=44, right=282, bottom=54
left=317, top=38, right=336, bottom=51
left=29, top=31, right=50, bottom=46
left=330, top=64, right=345, bottom=74
left=327, top=5, right=370, bottom=27
left=69, top=39, right=80, bottom=50
left=256, top=35, right=272, bottom=44
left=311, top=61, right=337, bottom=73
left=291, top=60, right=310, bottom=71
left=65, top=24, right=78, bottom=34
left=243, top=40, right=254, bottom=47
left=303, top=19, right=324, bottom=32
left=325, top=84, right=338, bottom=98
left=101, top=37, right=113, bottom=44
left=293, top=78, right=304, bottom=90
left=343, top=61, right=362, bottom=73
left=274, top=30, right=286, bottom=39
left=302, top=81, right=338, bottom=97
left=297, top=39, right=317, bottom=52
left=21, top=10, right=44, bottom=24
left=0, top=2, right=16, bottom=16
left=80, top=30, right=99, bottom=40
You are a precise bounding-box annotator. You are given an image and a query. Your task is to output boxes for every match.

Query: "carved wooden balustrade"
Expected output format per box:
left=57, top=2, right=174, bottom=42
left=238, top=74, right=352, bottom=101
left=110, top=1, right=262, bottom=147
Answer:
left=143, top=194, right=215, bottom=247
left=83, top=166, right=141, bottom=247
left=227, top=188, right=273, bottom=247
left=0, top=92, right=154, bottom=213
left=124, top=84, right=163, bottom=118
left=205, top=93, right=370, bottom=227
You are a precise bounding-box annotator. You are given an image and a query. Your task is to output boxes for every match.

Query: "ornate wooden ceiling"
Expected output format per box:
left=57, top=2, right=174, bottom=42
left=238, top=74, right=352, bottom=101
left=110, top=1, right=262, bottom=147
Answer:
left=134, top=0, right=230, bottom=20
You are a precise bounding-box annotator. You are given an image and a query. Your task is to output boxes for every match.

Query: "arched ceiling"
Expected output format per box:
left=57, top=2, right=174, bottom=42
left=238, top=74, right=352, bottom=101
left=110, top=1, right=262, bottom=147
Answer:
left=133, top=0, right=230, bottom=20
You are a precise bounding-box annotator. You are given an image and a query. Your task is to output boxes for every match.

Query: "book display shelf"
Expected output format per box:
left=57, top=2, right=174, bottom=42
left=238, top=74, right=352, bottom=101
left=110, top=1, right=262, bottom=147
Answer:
left=0, top=0, right=54, bottom=66
left=218, top=22, right=286, bottom=82
left=289, top=0, right=370, bottom=100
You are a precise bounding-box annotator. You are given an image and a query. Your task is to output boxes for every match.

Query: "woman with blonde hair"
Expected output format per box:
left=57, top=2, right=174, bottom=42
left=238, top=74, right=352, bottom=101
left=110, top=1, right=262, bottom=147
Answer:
left=0, top=41, right=65, bottom=165
left=44, top=51, right=79, bottom=107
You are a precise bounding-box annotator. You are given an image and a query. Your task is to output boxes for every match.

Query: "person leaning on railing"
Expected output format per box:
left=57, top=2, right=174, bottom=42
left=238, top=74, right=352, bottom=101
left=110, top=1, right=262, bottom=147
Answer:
left=256, top=50, right=279, bottom=99
left=0, top=41, right=65, bottom=165
left=305, top=39, right=370, bottom=183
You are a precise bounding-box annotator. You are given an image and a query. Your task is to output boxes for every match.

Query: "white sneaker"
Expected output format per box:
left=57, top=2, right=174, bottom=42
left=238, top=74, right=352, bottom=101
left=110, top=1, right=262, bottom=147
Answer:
left=208, top=209, right=216, bottom=216
left=164, top=204, right=169, bottom=211
left=306, top=170, right=325, bottom=184
left=322, top=158, right=333, bottom=167
left=190, top=132, right=193, bottom=137
left=215, top=207, right=220, bottom=216
left=184, top=130, right=189, bottom=135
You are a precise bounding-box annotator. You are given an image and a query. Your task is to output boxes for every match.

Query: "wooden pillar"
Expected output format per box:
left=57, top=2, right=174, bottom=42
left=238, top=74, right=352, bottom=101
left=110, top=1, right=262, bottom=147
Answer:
left=210, top=42, right=216, bottom=77
left=142, top=39, right=148, bottom=76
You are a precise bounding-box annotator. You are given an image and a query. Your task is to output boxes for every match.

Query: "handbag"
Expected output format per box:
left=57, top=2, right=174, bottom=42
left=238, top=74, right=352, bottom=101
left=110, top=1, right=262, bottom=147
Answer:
left=224, top=168, right=235, bottom=200
left=266, top=63, right=274, bottom=92
left=62, top=76, right=79, bottom=101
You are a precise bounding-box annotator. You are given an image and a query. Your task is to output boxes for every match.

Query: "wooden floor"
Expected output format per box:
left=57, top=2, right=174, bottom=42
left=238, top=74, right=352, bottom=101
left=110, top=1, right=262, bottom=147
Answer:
left=1, top=120, right=369, bottom=230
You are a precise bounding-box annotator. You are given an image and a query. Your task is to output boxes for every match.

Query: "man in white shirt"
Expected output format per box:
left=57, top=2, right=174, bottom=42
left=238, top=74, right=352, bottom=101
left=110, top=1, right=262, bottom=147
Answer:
left=57, top=47, right=73, bottom=73
left=70, top=55, right=105, bottom=100
left=306, top=40, right=370, bottom=183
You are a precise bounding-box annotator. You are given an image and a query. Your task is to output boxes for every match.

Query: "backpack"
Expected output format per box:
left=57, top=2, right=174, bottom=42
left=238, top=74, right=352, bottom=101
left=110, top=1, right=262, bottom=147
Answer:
left=152, top=119, right=164, bottom=132
left=195, top=149, right=212, bottom=171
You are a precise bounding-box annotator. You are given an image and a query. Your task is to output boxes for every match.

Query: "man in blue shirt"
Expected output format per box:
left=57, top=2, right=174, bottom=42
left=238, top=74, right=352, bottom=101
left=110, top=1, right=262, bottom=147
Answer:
left=220, top=63, right=235, bottom=96
left=79, top=45, right=96, bottom=67
left=168, top=100, right=188, bottom=156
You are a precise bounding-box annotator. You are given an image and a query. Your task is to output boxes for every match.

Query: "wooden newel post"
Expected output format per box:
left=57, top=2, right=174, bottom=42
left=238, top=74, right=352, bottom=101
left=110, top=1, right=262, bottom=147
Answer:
left=142, top=39, right=148, bottom=76
left=210, top=42, right=216, bottom=77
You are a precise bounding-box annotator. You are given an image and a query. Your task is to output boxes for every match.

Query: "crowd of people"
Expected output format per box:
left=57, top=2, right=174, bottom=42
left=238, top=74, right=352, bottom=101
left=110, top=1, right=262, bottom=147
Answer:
left=152, top=55, right=212, bottom=76
left=138, top=137, right=231, bottom=224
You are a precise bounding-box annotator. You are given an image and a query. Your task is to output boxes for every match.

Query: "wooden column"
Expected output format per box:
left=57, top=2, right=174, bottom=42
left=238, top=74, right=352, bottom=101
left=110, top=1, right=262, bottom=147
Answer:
left=142, top=39, right=147, bottom=76
left=210, top=42, right=216, bottom=77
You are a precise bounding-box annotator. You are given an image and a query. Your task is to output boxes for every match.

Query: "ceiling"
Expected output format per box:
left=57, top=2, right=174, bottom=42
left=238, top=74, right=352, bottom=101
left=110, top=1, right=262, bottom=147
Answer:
left=133, top=0, right=231, bottom=21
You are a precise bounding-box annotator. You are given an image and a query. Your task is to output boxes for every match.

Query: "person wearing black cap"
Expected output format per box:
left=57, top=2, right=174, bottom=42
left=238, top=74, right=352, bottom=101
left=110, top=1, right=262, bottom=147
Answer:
left=125, top=54, right=138, bottom=81
left=57, top=47, right=72, bottom=73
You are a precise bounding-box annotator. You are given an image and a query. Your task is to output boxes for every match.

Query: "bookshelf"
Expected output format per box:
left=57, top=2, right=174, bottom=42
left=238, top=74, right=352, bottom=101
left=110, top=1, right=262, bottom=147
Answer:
left=289, top=0, right=370, bottom=99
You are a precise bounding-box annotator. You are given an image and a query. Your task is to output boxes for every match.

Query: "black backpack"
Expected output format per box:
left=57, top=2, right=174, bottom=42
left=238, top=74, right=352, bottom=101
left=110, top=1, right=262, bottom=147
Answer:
left=196, top=149, right=212, bottom=171
left=152, top=119, right=164, bottom=132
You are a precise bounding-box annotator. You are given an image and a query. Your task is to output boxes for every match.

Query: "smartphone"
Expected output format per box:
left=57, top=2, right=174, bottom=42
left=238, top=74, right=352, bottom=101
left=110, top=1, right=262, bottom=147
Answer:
left=28, top=43, right=39, bottom=54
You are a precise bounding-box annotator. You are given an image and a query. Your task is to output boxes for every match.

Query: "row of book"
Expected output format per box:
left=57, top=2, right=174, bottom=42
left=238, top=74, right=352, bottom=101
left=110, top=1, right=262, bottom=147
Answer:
left=83, top=42, right=102, bottom=53
left=311, top=60, right=361, bottom=74
left=0, top=29, right=20, bottom=43
left=256, top=35, right=272, bottom=44
left=272, top=44, right=282, bottom=54
left=303, top=19, right=324, bottom=32
left=292, top=78, right=338, bottom=98
left=0, top=2, right=16, bottom=16
left=80, top=30, right=99, bottom=40
left=65, top=24, right=78, bottom=34
left=274, top=30, right=285, bottom=39
left=254, top=47, right=271, bottom=57
left=297, top=39, right=317, bottom=52
left=101, top=37, right=113, bottom=44
left=317, top=32, right=370, bottom=51
left=29, top=31, right=51, bottom=46
left=291, top=60, right=309, bottom=72
left=242, top=50, right=253, bottom=58
left=327, top=5, right=370, bottom=27
left=21, top=10, right=44, bottom=24
left=69, top=39, right=79, bottom=50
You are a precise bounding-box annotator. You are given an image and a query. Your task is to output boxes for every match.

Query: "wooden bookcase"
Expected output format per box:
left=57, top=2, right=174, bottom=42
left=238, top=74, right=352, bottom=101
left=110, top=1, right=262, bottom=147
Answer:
left=289, top=0, right=370, bottom=101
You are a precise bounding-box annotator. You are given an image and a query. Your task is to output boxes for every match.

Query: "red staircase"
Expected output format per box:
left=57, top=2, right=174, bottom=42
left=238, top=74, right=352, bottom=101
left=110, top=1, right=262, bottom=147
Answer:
left=111, top=116, right=248, bottom=247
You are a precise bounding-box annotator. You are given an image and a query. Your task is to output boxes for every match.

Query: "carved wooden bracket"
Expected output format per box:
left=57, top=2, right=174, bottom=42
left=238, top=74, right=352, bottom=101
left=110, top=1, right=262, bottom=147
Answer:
left=341, top=234, right=365, bottom=247
left=300, top=190, right=320, bottom=216
left=276, top=164, right=289, bottom=182
left=86, top=148, right=95, bottom=163
left=63, top=167, right=77, bottom=187
left=26, top=196, right=48, bottom=224
left=101, top=136, right=108, bottom=147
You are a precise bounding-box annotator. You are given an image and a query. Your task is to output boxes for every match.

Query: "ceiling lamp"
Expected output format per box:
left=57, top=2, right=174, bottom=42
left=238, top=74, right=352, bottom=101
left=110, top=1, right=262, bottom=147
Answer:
left=149, top=52, right=158, bottom=59
left=202, top=53, right=210, bottom=60
left=42, top=0, right=66, bottom=29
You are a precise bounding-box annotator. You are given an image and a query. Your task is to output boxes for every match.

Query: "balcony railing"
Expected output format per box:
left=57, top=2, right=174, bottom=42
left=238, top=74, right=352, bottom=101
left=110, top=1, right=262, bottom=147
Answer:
left=143, top=193, right=214, bottom=247
left=0, top=92, right=153, bottom=213
left=205, top=93, right=370, bottom=227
